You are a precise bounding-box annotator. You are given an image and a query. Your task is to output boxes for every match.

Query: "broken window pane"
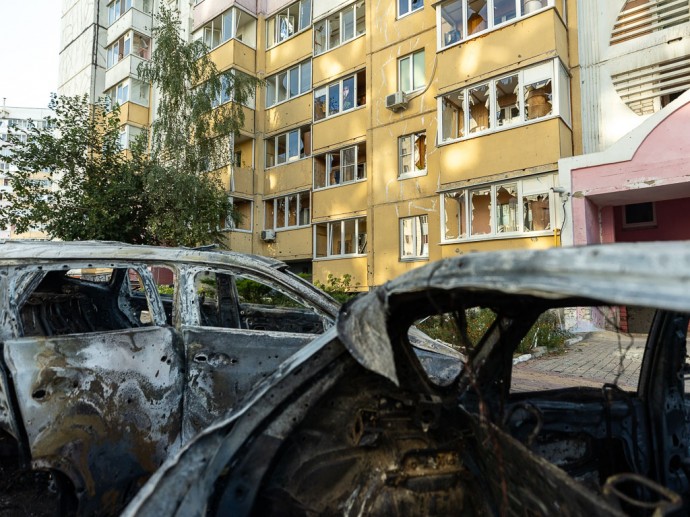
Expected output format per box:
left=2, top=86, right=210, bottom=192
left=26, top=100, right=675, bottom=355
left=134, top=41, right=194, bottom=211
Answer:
left=496, top=183, right=518, bottom=233
left=496, top=74, right=519, bottom=127
left=469, top=83, right=490, bottom=133
left=470, top=187, right=492, bottom=236
left=524, top=63, right=553, bottom=121
left=523, top=193, right=550, bottom=231
left=467, top=0, right=488, bottom=35
left=444, top=191, right=467, bottom=240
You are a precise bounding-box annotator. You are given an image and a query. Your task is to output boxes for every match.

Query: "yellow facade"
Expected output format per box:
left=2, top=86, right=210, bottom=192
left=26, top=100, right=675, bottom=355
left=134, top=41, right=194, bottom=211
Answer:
left=189, top=0, right=580, bottom=290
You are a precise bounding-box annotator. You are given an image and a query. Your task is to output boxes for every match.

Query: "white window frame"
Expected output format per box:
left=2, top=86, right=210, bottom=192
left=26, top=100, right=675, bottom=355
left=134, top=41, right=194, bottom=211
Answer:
left=398, top=50, right=425, bottom=93
left=266, top=60, right=312, bottom=108
left=398, top=131, right=427, bottom=178
left=440, top=173, right=557, bottom=242
left=313, top=70, right=365, bottom=121
left=264, top=191, right=311, bottom=230
left=108, top=0, right=132, bottom=25
left=313, top=143, right=366, bottom=190
left=266, top=0, right=311, bottom=48
left=400, top=215, right=429, bottom=260
left=313, top=217, right=367, bottom=258
left=398, top=0, right=424, bottom=18
left=622, top=202, right=657, bottom=229
left=438, top=58, right=569, bottom=144
left=193, top=7, right=258, bottom=51
left=436, top=0, right=554, bottom=49
left=313, top=0, right=366, bottom=56
left=265, top=125, right=311, bottom=168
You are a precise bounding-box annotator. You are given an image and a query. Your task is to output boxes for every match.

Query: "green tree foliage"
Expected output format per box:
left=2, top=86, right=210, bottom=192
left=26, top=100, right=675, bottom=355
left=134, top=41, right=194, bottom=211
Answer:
left=0, top=95, right=148, bottom=242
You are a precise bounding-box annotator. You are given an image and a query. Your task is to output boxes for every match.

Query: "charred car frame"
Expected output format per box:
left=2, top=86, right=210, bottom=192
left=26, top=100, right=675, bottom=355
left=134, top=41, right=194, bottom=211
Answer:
left=124, top=242, right=690, bottom=516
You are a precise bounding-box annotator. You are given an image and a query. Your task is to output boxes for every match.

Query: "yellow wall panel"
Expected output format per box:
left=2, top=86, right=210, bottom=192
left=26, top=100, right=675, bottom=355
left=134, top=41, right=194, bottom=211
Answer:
left=312, top=37, right=366, bottom=86
left=263, top=158, right=312, bottom=195
left=312, top=181, right=368, bottom=220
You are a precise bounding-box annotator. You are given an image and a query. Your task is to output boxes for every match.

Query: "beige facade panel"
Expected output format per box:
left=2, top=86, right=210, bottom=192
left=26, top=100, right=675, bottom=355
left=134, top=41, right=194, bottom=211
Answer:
left=264, top=95, right=312, bottom=133
left=223, top=230, right=254, bottom=254
left=439, top=234, right=556, bottom=259
left=312, top=37, right=366, bottom=86
left=264, top=159, right=312, bottom=195
left=369, top=2, right=437, bottom=54
left=264, top=31, right=313, bottom=75
left=107, top=8, right=152, bottom=46
left=209, top=39, right=257, bottom=75
left=312, top=181, right=368, bottom=220
left=313, top=256, right=368, bottom=291
left=229, top=166, right=255, bottom=195
left=438, top=118, right=568, bottom=186
left=261, top=227, right=312, bottom=261
left=435, top=10, right=564, bottom=92
left=119, top=102, right=150, bottom=127
left=312, top=107, right=367, bottom=151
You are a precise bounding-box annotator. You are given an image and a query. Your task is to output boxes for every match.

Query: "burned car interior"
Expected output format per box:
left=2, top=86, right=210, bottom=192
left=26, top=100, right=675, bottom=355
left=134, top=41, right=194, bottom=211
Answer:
left=122, top=243, right=690, bottom=517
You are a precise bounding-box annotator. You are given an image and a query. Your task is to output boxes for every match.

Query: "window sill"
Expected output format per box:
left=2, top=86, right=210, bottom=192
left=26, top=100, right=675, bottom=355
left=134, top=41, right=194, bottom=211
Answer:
left=396, top=7, right=424, bottom=20
left=400, top=256, right=429, bottom=262
left=266, top=90, right=312, bottom=110
left=221, top=228, right=252, bottom=233
left=313, top=254, right=367, bottom=261
left=398, top=170, right=427, bottom=180
left=438, top=114, right=561, bottom=146
left=273, top=225, right=311, bottom=232
left=266, top=27, right=310, bottom=51
left=441, top=229, right=554, bottom=244
left=314, top=33, right=366, bottom=58
left=314, top=178, right=367, bottom=191
left=264, top=155, right=311, bottom=171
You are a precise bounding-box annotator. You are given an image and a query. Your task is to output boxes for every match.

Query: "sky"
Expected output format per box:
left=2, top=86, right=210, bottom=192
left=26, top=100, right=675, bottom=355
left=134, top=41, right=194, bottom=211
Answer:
left=0, top=0, right=61, bottom=108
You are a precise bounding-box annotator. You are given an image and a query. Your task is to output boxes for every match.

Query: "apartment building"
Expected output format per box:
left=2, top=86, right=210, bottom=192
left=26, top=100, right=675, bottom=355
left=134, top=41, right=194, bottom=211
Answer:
left=0, top=104, right=54, bottom=239
left=60, top=0, right=578, bottom=289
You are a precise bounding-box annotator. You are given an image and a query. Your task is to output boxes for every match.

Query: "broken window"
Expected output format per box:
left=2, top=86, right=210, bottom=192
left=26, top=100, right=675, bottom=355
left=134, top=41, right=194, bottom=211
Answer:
left=266, top=60, right=311, bottom=107
left=313, top=1, right=365, bottom=56
left=265, top=125, right=311, bottom=167
left=314, top=70, right=366, bottom=121
left=313, top=142, right=366, bottom=189
left=265, top=191, right=310, bottom=230
left=443, top=173, right=556, bottom=240
left=398, top=132, right=427, bottom=177
left=439, top=59, right=565, bottom=142
left=400, top=215, right=429, bottom=259
left=266, top=0, right=311, bottom=48
left=314, top=217, right=367, bottom=258
left=623, top=202, right=656, bottom=228
left=399, top=0, right=424, bottom=17
left=225, top=197, right=252, bottom=231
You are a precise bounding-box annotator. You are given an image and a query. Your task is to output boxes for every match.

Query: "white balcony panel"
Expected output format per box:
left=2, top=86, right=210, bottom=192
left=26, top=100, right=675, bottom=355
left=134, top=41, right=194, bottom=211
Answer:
left=105, top=55, right=146, bottom=91
left=107, top=9, right=152, bottom=46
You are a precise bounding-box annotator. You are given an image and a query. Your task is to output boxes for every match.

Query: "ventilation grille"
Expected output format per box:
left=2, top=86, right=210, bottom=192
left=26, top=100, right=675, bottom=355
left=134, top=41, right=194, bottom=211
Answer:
left=611, top=0, right=690, bottom=45
left=612, top=56, right=690, bottom=115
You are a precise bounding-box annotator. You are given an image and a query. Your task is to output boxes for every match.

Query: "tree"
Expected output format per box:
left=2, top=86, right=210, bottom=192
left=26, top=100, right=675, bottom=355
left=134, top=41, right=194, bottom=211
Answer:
left=0, top=94, right=149, bottom=242
left=137, top=4, right=261, bottom=246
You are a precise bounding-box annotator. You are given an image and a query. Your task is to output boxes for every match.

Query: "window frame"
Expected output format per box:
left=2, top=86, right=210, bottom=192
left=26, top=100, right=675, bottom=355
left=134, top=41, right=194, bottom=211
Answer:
left=398, top=0, right=424, bottom=18
left=436, top=0, right=554, bottom=50
left=313, top=70, right=366, bottom=121
left=266, top=60, right=312, bottom=108
left=313, top=142, right=367, bottom=190
left=264, top=191, right=311, bottom=231
left=398, top=131, right=427, bottom=178
left=440, top=173, right=557, bottom=243
left=398, top=50, right=426, bottom=93
left=264, top=125, right=312, bottom=168
left=313, top=217, right=367, bottom=259
left=400, top=215, right=430, bottom=260
left=192, top=6, right=258, bottom=51
left=313, top=0, right=366, bottom=56
left=622, top=202, right=657, bottom=229
left=266, top=0, right=312, bottom=49
left=438, top=58, right=569, bottom=144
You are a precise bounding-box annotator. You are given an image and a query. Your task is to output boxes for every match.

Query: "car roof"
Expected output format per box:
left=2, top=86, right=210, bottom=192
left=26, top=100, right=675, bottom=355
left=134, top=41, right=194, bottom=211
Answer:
left=338, top=241, right=690, bottom=386
left=0, top=240, right=288, bottom=270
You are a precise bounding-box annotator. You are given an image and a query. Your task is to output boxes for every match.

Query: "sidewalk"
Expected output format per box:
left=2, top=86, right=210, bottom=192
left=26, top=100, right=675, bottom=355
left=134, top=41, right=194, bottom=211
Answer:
left=511, top=331, right=647, bottom=392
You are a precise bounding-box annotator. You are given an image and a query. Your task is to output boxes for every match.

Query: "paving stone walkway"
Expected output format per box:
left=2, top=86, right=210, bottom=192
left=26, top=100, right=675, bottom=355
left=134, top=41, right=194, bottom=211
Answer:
left=512, top=331, right=647, bottom=392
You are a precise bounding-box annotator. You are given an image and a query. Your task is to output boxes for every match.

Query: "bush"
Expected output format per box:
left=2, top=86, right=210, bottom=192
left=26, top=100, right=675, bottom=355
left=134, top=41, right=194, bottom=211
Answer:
left=517, top=310, right=571, bottom=355
left=314, top=273, right=359, bottom=304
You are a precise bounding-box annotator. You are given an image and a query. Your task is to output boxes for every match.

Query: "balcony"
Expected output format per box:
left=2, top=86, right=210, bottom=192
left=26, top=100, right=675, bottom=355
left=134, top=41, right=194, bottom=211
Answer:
left=107, top=8, right=152, bottom=46
left=105, top=54, right=146, bottom=91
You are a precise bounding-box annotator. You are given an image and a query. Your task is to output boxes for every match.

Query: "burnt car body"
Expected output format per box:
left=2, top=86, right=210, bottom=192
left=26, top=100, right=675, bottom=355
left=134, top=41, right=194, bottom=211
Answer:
left=0, top=240, right=461, bottom=515
left=124, top=242, right=690, bottom=516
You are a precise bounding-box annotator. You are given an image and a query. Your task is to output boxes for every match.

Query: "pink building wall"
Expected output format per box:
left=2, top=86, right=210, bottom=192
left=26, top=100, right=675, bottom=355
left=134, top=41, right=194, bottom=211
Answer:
left=569, top=98, right=690, bottom=245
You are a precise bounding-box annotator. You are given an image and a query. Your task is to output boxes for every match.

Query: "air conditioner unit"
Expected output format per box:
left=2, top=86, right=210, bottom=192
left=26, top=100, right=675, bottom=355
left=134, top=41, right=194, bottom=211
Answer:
left=260, top=229, right=276, bottom=242
left=385, top=91, right=408, bottom=112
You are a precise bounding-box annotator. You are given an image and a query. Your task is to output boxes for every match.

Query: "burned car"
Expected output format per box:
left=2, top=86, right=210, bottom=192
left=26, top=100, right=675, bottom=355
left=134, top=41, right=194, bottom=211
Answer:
left=124, top=242, right=690, bottom=516
left=0, top=240, right=461, bottom=515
